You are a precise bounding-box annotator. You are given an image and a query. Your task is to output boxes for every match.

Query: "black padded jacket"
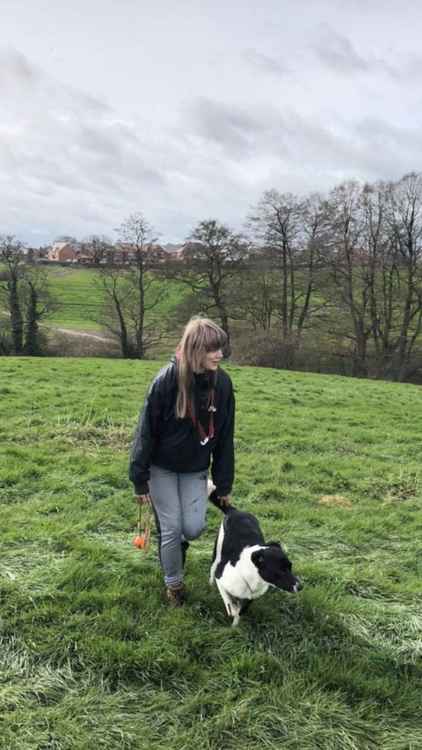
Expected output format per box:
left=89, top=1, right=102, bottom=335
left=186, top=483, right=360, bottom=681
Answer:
left=129, top=360, right=235, bottom=497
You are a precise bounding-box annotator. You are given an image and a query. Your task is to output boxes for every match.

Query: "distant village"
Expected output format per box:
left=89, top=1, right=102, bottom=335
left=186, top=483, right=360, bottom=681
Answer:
left=23, top=240, right=189, bottom=265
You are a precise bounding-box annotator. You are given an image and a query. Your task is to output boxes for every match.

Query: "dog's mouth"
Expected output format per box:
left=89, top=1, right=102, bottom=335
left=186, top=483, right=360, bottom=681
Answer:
left=276, top=578, right=303, bottom=594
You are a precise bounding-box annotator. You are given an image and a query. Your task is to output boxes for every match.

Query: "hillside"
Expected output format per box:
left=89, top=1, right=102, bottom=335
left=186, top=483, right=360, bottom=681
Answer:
left=1, top=357, right=422, bottom=749
left=44, top=266, right=188, bottom=333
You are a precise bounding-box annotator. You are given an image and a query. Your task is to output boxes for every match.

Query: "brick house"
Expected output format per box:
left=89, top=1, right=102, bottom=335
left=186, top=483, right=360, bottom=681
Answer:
left=48, top=242, right=78, bottom=262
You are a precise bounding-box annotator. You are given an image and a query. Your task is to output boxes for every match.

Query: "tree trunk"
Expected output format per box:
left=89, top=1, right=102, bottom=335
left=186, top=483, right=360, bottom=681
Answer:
left=281, top=243, right=289, bottom=340
left=113, top=291, right=130, bottom=357
left=23, top=282, right=39, bottom=355
left=136, top=262, right=146, bottom=358
left=209, top=274, right=231, bottom=345
left=9, top=277, right=23, bottom=354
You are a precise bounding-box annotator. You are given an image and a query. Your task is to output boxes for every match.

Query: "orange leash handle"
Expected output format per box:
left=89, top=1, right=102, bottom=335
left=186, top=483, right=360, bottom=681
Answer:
left=132, top=503, right=152, bottom=552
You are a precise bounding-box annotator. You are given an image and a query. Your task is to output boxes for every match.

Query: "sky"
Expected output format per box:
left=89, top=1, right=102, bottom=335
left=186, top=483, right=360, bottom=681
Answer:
left=2, top=0, right=422, bottom=245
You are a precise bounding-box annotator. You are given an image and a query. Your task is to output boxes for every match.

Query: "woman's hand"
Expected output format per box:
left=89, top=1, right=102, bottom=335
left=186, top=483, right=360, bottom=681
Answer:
left=135, top=493, right=152, bottom=505
left=218, top=495, right=231, bottom=508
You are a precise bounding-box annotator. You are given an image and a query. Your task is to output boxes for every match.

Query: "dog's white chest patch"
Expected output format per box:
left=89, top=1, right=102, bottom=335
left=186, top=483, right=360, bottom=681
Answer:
left=220, top=547, right=269, bottom=600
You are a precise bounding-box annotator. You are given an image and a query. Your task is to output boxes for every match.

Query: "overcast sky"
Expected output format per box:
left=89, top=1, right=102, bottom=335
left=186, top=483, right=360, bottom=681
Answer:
left=2, top=0, right=422, bottom=244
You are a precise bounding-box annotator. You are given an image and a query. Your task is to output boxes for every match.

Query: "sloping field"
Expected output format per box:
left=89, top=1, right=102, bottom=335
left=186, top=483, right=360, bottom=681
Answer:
left=1, top=357, right=421, bottom=749
left=45, top=266, right=188, bottom=333
left=45, top=267, right=105, bottom=331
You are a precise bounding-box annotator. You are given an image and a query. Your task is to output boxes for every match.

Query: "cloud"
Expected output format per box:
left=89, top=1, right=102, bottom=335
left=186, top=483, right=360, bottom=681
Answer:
left=352, top=117, right=422, bottom=176
left=185, top=97, right=354, bottom=172
left=1, top=49, right=262, bottom=242
left=311, top=27, right=397, bottom=78
left=243, top=49, right=290, bottom=77
left=0, top=48, right=40, bottom=87
left=312, top=29, right=370, bottom=74
left=1, top=38, right=422, bottom=245
left=0, top=48, right=168, bottom=240
left=186, top=97, right=267, bottom=156
left=181, top=92, right=422, bottom=198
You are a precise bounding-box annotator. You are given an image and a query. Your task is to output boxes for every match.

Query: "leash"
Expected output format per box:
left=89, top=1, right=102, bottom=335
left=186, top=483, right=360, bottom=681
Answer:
left=132, top=503, right=153, bottom=552
left=187, top=387, right=216, bottom=446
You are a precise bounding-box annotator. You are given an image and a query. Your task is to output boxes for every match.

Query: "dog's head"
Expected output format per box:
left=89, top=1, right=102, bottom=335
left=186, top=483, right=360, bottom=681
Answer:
left=251, top=542, right=302, bottom=593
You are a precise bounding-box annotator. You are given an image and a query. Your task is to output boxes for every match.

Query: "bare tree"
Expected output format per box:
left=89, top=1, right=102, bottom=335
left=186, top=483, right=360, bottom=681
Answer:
left=384, top=173, right=422, bottom=380
left=80, top=235, right=113, bottom=265
left=324, top=176, right=422, bottom=380
left=97, top=266, right=132, bottom=357
left=356, top=180, right=396, bottom=378
left=323, top=181, right=374, bottom=376
left=248, top=191, right=328, bottom=366
left=97, top=213, right=166, bottom=358
left=229, top=262, right=279, bottom=331
left=166, top=219, right=247, bottom=345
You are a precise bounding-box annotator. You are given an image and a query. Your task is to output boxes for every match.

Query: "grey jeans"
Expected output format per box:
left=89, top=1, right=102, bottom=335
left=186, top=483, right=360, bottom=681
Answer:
left=149, top=464, right=209, bottom=587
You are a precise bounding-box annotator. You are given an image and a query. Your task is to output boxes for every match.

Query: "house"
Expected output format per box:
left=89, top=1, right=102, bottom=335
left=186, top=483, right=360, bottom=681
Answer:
left=112, top=242, right=168, bottom=264
left=162, top=242, right=185, bottom=261
left=48, top=241, right=78, bottom=262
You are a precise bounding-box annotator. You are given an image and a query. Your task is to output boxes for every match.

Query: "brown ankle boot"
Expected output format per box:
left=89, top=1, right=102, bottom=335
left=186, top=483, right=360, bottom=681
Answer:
left=166, top=583, right=186, bottom=607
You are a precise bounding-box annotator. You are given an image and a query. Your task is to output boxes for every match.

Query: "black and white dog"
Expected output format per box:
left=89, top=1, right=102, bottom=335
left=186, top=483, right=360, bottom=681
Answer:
left=209, top=484, right=302, bottom=626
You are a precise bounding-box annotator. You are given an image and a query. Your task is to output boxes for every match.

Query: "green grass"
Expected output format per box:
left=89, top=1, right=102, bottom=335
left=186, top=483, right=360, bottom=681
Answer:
left=44, top=266, right=188, bottom=334
left=1, top=358, right=422, bottom=749
left=44, top=267, right=105, bottom=331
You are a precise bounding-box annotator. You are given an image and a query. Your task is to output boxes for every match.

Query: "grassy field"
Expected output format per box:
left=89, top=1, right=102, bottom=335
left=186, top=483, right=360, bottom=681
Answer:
left=44, top=268, right=105, bottom=331
left=44, top=266, right=188, bottom=334
left=1, top=357, right=422, bottom=749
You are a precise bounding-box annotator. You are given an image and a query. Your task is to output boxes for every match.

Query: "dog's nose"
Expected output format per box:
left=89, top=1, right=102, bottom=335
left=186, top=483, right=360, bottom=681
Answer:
left=294, top=579, right=303, bottom=593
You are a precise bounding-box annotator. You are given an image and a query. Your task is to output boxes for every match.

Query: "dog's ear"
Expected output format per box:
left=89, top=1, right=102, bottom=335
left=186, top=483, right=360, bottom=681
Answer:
left=251, top=550, right=265, bottom=567
left=267, top=541, right=281, bottom=548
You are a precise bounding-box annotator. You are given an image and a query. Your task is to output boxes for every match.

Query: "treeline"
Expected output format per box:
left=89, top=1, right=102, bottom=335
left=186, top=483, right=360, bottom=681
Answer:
left=2, top=172, right=422, bottom=382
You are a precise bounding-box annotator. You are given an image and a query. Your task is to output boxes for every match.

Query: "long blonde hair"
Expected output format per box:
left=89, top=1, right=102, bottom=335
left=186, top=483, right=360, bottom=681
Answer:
left=175, top=316, right=227, bottom=419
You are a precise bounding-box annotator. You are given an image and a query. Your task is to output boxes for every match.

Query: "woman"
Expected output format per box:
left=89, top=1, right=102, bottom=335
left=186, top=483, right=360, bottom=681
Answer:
left=129, top=316, right=235, bottom=606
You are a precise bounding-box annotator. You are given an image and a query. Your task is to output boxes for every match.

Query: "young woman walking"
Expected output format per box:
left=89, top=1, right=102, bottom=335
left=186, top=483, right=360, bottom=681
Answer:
left=129, top=317, right=235, bottom=606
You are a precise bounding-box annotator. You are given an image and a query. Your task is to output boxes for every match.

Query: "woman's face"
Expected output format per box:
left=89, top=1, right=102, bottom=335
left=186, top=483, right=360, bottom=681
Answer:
left=202, top=348, right=223, bottom=371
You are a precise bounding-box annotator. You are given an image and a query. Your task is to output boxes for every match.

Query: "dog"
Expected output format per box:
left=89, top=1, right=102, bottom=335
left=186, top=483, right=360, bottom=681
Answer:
left=208, top=484, right=302, bottom=626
